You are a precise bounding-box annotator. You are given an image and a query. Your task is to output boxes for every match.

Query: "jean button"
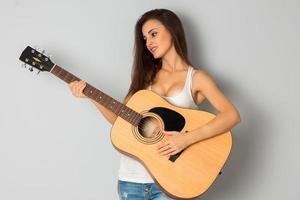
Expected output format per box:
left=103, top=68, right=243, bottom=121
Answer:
left=145, top=185, right=151, bottom=193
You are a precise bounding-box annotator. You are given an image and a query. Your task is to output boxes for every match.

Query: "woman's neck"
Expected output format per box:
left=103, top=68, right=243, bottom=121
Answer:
left=161, top=44, right=188, bottom=72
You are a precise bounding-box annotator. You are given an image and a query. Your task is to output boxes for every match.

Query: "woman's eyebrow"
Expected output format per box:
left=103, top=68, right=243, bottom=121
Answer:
left=147, top=27, right=159, bottom=34
left=143, top=27, right=160, bottom=38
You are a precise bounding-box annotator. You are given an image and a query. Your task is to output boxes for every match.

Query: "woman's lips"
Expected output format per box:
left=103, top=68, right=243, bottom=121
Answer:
left=150, top=47, right=158, bottom=53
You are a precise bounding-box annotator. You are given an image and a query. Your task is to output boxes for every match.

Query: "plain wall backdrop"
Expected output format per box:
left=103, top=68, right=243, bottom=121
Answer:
left=0, top=0, right=299, bottom=199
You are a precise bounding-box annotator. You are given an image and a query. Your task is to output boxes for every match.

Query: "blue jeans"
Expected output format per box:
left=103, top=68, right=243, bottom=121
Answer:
left=118, top=180, right=173, bottom=200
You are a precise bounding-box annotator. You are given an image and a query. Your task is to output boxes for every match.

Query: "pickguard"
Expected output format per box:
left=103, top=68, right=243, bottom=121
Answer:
left=149, top=107, right=185, bottom=162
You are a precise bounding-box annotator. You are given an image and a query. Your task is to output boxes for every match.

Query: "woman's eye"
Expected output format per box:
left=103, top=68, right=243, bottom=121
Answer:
left=151, top=32, right=157, bottom=37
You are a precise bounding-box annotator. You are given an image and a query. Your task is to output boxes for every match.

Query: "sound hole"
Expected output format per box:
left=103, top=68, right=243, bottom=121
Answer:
left=138, top=116, right=162, bottom=138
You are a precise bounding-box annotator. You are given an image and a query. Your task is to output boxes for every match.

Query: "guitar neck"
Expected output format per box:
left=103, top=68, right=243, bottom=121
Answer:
left=50, top=65, right=142, bottom=126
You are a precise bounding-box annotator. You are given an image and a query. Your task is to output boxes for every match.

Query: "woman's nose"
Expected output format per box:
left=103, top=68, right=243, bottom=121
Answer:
left=146, top=38, right=153, bottom=48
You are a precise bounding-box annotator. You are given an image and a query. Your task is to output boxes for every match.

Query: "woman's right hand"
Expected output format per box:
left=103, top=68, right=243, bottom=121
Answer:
left=69, top=80, right=87, bottom=98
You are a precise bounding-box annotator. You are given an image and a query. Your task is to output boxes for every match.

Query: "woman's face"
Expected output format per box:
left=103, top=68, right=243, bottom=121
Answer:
left=142, top=19, right=173, bottom=59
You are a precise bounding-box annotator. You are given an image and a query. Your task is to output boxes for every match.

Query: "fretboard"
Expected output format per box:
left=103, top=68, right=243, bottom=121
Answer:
left=50, top=65, right=142, bottom=126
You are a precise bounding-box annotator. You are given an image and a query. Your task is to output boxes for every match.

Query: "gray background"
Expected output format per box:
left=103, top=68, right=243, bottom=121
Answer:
left=0, top=0, right=299, bottom=199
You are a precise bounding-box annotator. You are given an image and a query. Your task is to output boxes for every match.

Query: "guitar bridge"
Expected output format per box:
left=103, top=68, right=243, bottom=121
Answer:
left=169, top=150, right=184, bottom=162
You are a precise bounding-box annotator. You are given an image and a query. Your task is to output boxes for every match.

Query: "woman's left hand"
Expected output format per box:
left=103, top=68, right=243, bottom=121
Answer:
left=157, top=131, right=191, bottom=156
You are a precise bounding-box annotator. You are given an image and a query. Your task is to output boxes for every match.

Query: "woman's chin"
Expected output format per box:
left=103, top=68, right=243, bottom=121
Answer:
left=152, top=53, right=162, bottom=59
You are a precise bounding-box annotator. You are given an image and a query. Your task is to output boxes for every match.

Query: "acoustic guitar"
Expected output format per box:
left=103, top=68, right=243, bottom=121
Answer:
left=19, top=46, right=232, bottom=199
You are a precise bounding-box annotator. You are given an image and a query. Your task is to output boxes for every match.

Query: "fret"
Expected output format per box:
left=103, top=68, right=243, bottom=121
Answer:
left=70, top=76, right=76, bottom=83
left=103, top=95, right=110, bottom=108
left=115, top=101, right=122, bottom=116
left=92, top=88, right=100, bottom=99
left=132, top=116, right=139, bottom=126
left=85, top=85, right=97, bottom=99
left=132, top=112, right=140, bottom=125
left=101, top=94, right=108, bottom=107
left=132, top=113, right=141, bottom=126
left=136, top=114, right=143, bottom=125
left=97, top=93, right=103, bottom=103
left=111, top=100, right=117, bottom=111
left=58, top=68, right=68, bottom=81
left=131, top=110, right=137, bottom=122
left=60, top=69, right=68, bottom=81
left=119, top=103, right=125, bottom=116
left=132, top=112, right=139, bottom=125
left=110, top=100, right=116, bottom=111
left=107, top=97, right=114, bottom=108
left=64, top=72, right=73, bottom=83
left=126, top=108, right=134, bottom=122
left=119, top=106, right=127, bottom=118
left=100, top=94, right=106, bottom=104
left=56, top=67, right=64, bottom=77
left=109, top=103, right=114, bottom=111
left=98, top=91, right=105, bottom=100
left=127, top=109, right=135, bottom=122
left=119, top=105, right=127, bottom=119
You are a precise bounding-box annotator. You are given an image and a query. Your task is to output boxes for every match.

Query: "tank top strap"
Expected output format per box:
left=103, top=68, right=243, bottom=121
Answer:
left=187, top=67, right=194, bottom=92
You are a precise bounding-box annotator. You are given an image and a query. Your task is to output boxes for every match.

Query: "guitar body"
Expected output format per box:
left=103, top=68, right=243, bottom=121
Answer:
left=111, top=89, right=232, bottom=199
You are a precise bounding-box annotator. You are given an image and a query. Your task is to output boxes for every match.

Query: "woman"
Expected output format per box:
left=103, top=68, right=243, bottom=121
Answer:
left=69, top=8, right=241, bottom=200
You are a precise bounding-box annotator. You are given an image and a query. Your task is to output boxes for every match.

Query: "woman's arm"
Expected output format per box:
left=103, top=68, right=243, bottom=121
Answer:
left=89, top=99, right=117, bottom=125
left=186, top=70, right=241, bottom=145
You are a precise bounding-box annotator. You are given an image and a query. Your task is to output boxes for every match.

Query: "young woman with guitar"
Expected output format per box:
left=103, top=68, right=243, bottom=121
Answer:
left=69, top=9, right=241, bottom=200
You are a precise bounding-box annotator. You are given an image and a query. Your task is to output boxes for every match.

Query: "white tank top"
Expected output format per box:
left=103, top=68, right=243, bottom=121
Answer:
left=118, top=66, right=198, bottom=183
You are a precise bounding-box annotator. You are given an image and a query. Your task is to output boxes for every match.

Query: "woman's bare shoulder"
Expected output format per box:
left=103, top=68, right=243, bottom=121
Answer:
left=192, top=68, right=218, bottom=92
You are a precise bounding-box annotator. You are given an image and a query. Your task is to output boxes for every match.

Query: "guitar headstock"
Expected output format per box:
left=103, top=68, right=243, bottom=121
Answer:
left=19, top=46, right=54, bottom=73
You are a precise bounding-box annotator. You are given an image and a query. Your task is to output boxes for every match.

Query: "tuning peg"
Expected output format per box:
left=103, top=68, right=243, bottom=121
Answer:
left=33, top=46, right=41, bottom=52
left=21, top=63, right=27, bottom=68
left=31, top=46, right=38, bottom=54
left=28, top=67, right=33, bottom=72
left=43, top=51, right=51, bottom=59
left=42, top=51, right=51, bottom=59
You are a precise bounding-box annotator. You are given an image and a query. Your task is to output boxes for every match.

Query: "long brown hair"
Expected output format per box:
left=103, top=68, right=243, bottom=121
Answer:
left=126, top=9, right=192, bottom=98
